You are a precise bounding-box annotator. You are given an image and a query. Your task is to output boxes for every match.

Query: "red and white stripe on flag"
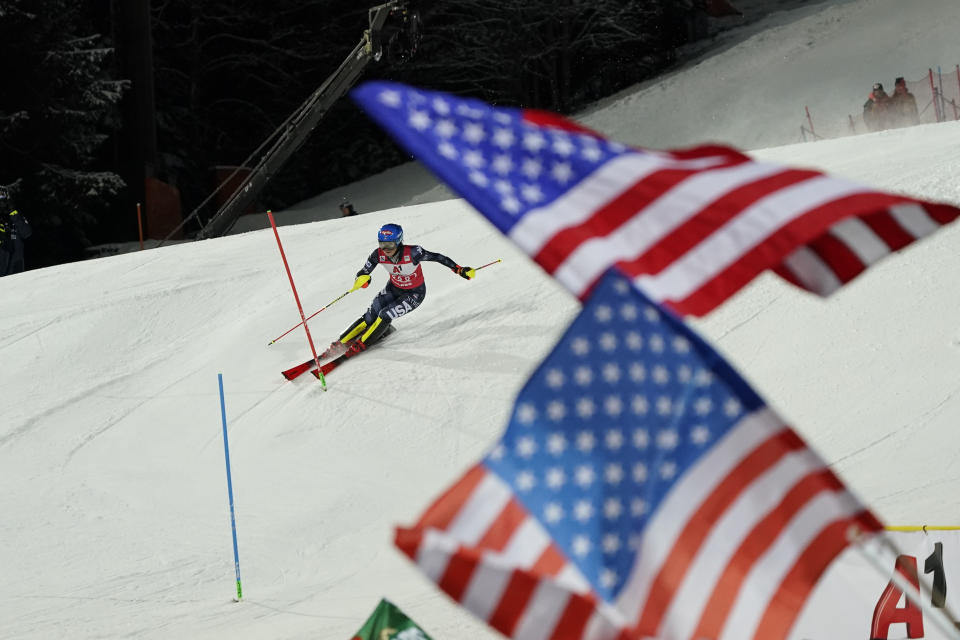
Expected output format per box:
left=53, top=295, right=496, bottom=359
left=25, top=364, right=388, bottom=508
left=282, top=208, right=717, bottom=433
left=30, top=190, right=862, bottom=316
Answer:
left=613, top=408, right=882, bottom=640
left=395, top=464, right=617, bottom=640
left=395, top=408, right=882, bottom=640
left=507, top=141, right=960, bottom=316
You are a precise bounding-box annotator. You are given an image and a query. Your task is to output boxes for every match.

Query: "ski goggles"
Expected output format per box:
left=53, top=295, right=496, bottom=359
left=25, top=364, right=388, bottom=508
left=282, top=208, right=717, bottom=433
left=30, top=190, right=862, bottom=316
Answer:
left=379, top=241, right=398, bottom=251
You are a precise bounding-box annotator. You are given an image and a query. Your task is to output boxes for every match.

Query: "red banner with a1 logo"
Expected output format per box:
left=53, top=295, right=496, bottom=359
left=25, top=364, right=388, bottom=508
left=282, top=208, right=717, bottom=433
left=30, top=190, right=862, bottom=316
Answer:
left=793, top=530, right=960, bottom=639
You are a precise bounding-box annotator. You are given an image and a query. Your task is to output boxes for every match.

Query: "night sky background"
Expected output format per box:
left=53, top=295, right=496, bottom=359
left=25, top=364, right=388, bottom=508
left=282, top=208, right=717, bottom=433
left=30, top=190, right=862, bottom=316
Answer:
left=0, top=0, right=720, bottom=269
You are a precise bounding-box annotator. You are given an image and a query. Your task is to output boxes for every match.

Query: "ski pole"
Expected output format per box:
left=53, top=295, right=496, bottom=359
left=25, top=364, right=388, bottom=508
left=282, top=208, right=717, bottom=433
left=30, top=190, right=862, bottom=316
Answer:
left=268, top=289, right=352, bottom=346
left=475, top=259, right=502, bottom=271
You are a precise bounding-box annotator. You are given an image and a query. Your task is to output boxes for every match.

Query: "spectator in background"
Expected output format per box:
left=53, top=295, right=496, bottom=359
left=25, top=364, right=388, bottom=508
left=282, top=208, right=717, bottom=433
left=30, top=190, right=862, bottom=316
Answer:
left=0, top=185, right=32, bottom=276
left=863, top=82, right=892, bottom=132
left=339, top=198, right=359, bottom=217
left=889, top=76, right=919, bottom=128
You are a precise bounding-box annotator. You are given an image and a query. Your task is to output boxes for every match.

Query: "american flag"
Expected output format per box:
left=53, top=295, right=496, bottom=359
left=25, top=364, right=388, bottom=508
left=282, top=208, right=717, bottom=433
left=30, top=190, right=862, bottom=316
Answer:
left=352, top=82, right=960, bottom=315
left=394, top=269, right=882, bottom=640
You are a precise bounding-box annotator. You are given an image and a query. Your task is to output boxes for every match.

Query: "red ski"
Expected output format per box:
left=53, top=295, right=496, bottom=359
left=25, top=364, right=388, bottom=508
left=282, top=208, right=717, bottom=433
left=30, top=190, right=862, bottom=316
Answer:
left=281, top=340, right=352, bottom=380
left=311, top=325, right=395, bottom=379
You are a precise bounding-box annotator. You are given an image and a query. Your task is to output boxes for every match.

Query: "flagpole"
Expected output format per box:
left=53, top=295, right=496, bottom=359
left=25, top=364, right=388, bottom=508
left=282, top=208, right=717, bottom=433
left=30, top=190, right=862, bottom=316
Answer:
left=849, top=526, right=960, bottom=638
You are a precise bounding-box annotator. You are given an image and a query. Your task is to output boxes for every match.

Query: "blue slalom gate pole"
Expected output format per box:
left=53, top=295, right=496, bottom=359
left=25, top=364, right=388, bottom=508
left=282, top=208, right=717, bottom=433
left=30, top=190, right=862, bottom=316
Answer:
left=218, top=373, right=243, bottom=601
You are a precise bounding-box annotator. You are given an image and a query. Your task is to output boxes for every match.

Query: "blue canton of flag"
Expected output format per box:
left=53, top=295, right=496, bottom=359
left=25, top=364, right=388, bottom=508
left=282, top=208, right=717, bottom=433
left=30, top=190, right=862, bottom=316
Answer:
left=353, top=81, right=626, bottom=236
left=482, top=269, right=760, bottom=601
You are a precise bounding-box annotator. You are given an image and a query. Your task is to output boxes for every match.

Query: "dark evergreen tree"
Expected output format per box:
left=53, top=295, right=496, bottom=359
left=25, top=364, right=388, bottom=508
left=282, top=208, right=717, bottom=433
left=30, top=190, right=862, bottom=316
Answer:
left=150, top=0, right=364, bottom=227
left=0, top=0, right=126, bottom=267
left=1, top=0, right=701, bottom=263
left=400, top=0, right=673, bottom=112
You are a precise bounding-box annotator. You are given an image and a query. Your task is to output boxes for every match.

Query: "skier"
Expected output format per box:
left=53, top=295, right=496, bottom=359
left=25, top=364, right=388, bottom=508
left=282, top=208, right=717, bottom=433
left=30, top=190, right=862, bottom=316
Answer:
left=335, top=223, right=474, bottom=354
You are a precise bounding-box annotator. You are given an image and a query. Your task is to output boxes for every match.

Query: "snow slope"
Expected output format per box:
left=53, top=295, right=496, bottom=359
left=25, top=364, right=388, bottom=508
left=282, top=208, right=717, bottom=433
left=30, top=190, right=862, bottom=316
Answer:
left=580, top=0, right=960, bottom=149
left=4, top=118, right=960, bottom=640
left=6, top=1, right=960, bottom=638
left=1, top=201, right=565, bottom=640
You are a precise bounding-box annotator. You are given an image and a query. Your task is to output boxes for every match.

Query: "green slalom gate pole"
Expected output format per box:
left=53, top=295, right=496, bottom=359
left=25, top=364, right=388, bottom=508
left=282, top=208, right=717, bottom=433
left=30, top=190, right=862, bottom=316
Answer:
left=218, top=374, right=243, bottom=601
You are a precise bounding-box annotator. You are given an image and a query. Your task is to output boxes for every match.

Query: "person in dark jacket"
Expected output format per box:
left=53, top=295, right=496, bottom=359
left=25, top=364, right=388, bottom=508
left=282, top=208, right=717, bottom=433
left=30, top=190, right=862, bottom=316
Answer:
left=339, top=198, right=359, bottom=217
left=335, top=222, right=474, bottom=354
left=889, top=76, right=919, bottom=128
left=863, top=82, right=892, bottom=132
left=0, top=186, right=32, bottom=276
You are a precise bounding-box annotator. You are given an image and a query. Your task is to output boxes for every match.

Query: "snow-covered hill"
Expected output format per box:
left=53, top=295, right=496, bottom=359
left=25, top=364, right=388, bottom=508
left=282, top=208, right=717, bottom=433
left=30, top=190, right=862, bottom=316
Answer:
left=5, top=1, right=960, bottom=638
left=5, top=119, right=960, bottom=640
left=581, top=0, right=960, bottom=150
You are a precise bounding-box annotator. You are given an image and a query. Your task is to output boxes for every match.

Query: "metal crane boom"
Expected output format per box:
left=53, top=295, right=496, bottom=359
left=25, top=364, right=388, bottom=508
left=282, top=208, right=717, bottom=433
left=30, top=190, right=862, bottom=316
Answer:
left=194, top=1, right=419, bottom=240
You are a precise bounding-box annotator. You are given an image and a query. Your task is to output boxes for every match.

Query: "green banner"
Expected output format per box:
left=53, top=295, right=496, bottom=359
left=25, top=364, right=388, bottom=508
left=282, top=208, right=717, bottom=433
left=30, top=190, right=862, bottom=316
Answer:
left=351, top=598, right=434, bottom=640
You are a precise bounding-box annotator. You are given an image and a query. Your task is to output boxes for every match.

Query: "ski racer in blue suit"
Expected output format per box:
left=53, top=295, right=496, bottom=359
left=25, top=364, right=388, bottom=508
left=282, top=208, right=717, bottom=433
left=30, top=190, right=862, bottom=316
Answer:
left=338, top=223, right=475, bottom=353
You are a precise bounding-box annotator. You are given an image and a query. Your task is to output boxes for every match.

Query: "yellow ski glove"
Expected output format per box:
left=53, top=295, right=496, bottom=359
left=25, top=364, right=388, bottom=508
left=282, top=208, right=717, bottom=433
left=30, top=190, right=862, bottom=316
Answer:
left=352, top=274, right=371, bottom=290
left=454, top=266, right=476, bottom=280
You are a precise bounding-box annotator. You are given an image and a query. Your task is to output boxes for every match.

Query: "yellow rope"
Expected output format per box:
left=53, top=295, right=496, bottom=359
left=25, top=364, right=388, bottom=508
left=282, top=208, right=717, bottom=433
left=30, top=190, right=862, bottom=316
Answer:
left=884, top=526, right=960, bottom=532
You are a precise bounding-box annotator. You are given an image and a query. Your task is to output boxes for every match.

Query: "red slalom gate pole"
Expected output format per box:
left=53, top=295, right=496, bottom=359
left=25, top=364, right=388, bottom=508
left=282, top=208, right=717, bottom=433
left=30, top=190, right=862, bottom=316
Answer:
left=929, top=69, right=941, bottom=122
left=267, top=211, right=327, bottom=389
